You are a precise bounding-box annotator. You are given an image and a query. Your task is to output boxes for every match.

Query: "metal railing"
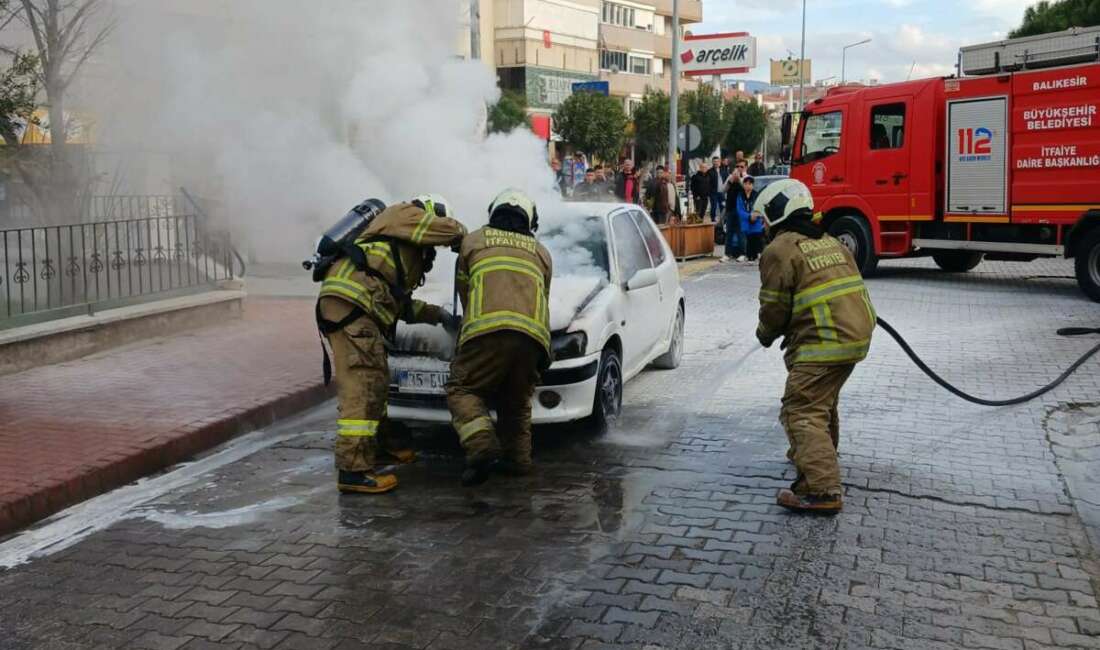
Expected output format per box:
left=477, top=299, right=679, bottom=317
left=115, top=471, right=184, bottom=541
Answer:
left=1, top=209, right=242, bottom=328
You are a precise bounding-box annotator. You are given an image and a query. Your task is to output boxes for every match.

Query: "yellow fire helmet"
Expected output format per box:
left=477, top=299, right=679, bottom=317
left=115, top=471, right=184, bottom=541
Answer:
left=487, top=188, right=539, bottom=232
left=753, top=178, right=814, bottom=228
left=411, top=193, right=452, bottom=218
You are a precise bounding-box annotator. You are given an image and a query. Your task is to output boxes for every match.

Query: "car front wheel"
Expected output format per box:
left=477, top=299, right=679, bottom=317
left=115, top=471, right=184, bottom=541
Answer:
left=586, top=347, right=623, bottom=431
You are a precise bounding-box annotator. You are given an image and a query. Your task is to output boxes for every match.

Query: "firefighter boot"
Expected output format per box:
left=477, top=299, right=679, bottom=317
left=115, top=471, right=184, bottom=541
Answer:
left=377, top=422, right=418, bottom=465
left=461, top=454, right=502, bottom=487
left=776, top=488, right=842, bottom=514
left=338, top=470, right=397, bottom=494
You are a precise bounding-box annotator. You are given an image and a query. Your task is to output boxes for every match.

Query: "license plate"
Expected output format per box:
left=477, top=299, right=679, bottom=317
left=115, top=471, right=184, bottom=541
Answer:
left=395, top=370, right=449, bottom=394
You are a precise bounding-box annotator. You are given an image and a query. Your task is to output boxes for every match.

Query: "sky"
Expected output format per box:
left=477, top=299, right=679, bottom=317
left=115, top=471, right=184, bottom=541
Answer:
left=696, top=0, right=1037, bottom=85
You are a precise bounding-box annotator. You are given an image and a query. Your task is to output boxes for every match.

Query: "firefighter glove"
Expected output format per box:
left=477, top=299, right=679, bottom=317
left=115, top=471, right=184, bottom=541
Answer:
left=441, top=310, right=461, bottom=334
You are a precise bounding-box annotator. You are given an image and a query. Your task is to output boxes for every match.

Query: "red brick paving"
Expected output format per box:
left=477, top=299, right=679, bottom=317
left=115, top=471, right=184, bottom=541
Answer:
left=0, top=297, right=331, bottom=537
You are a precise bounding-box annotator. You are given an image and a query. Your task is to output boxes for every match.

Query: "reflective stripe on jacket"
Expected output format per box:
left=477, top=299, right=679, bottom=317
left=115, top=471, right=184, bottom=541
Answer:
left=756, top=230, right=876, bottom=367
left=319, top=203, right=466, bottom=331
left=456, top=226, right=553, bottom=356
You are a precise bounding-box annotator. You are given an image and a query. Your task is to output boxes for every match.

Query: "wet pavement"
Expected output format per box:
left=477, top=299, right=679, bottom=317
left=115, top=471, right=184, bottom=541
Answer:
left=2, top=257, right=1100, bottom=650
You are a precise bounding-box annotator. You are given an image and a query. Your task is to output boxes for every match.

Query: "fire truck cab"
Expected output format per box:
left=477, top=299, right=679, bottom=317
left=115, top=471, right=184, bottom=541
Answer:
left=782, top=27, right=1100, bottom=301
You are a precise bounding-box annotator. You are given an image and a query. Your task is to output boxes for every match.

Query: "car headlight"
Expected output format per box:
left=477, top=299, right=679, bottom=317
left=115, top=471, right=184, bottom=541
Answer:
left=551, top=332, right=587, bottom=361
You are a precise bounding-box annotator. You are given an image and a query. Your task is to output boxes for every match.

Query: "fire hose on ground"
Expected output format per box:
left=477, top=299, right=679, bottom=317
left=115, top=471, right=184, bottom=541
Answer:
left=875, top=317, right=1100, bottom=406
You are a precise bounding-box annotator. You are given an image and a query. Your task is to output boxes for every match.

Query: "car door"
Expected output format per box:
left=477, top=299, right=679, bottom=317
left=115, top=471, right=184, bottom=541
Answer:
left=630, top=209, right=676, bottom=357
left=860, top=98, right=912, bottom=220
left=610, top=209, right=658, bottom=377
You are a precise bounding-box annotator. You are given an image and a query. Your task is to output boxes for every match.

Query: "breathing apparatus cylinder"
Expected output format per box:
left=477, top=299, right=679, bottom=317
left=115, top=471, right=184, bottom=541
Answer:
left=302, top=198, right=386, bottom=281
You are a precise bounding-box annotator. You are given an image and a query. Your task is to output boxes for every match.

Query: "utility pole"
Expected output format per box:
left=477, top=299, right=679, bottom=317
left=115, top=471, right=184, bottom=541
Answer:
left=668, top=0, right=679, bottom=174
left=798, top=0, right=806, bottom=110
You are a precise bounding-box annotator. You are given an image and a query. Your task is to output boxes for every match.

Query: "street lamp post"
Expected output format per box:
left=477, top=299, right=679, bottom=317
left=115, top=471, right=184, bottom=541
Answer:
left=841, top=38, right=871, bottom=84
left=668, top=0, right=679, bottom=173
left=797, top=0, right=806, bottom=110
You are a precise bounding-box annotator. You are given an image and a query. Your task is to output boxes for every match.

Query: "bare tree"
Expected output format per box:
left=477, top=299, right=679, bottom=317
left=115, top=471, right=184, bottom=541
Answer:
left=1, top=0, right=113, bottom=223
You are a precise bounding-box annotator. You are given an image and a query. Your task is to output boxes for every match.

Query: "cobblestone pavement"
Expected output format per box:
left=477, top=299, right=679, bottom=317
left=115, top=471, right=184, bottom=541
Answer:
left=2, top=257, right=1100, bottom=650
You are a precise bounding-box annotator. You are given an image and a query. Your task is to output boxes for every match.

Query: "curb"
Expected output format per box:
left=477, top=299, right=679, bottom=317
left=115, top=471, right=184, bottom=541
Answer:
left=0, top=380, right=333, bottom=538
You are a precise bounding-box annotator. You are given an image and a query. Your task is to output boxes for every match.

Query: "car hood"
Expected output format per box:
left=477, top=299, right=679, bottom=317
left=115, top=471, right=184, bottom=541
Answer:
left=393, top=274, right=609, bottom=361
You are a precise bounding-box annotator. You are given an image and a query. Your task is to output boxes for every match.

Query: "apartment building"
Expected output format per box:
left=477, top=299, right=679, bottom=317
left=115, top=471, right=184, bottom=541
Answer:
left=488, top=0, right=702, bottom=123
left=597, top=0, right=702, bottom=113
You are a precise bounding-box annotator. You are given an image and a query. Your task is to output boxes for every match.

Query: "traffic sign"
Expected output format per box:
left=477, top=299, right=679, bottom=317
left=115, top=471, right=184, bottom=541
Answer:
left=677, top=124, right=702, bottom=154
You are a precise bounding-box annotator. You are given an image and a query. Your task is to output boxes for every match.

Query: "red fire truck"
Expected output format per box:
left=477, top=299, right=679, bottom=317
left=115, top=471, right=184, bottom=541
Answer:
left=780, top=27, right=1100, bottom=301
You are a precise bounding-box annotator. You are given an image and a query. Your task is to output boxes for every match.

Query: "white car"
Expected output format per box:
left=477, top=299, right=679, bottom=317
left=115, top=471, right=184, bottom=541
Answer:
left=387, top=202, right=686, bottom=428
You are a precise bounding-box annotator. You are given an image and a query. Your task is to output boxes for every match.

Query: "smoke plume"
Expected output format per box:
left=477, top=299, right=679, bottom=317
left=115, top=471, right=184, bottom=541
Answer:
left=91, top=0, right=563, bottom=262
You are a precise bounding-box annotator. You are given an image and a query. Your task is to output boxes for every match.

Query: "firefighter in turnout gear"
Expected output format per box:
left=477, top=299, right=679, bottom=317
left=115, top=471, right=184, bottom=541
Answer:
left=753, top=179, right=876, bottom=514
left=317, top=195, right=466, bottom=494
left=446, top=189, right=553, bottom=487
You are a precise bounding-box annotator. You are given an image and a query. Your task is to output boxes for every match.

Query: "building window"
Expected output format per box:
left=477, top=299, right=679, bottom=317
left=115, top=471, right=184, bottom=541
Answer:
left=601, top=50, right=651, bottom=75
left=626, top=97, right=644, bottom=115
left=600, top=49, right=628, bottom=72
left=601, top=1, right=635, bottom=28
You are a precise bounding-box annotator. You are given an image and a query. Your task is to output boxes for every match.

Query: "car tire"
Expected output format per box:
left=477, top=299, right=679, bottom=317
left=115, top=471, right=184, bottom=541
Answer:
left=586, top=347, right=623, bottom=431
left=652, top=304, right=684, bottom=370
left=1075, top=228, right=1100, bottom=302
left=829, top=215, right=878, bottom=276
left=932, top=250, right=983, bottom=272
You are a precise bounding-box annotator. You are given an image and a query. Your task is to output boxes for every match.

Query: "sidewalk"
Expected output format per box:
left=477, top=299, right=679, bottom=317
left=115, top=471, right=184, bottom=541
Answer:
left=0, top=297, right=328, bottom=537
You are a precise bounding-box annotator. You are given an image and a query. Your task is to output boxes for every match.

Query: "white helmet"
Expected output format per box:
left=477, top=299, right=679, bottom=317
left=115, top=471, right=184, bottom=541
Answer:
left=752, top=178, right=814, bottom=227
left=411, top=193, right=452, bottom=218
left=488, top=188, right=539, bottom=232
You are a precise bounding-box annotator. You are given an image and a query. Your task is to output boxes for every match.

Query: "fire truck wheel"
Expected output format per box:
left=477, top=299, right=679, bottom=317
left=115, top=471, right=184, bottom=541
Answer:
left=932, top=251, right=983, bottom=272
left=829, top=215, right=878, bottom=276
left=1075, top=228, right=1100, bottom=302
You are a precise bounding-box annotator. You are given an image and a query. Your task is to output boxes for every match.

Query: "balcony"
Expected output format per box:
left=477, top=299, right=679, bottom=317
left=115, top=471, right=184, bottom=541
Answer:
left=601, top=23, right=657, bottom=54
left=651, top=0, right=703, bottom=23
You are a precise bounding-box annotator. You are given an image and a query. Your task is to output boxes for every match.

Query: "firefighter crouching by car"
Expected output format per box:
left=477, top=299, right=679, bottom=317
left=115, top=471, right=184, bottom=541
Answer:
left=753, top=179, right=876, bottom=514
left=446, top=189, right=553, bottom=487
left=317, top=195, right=466, bottom=494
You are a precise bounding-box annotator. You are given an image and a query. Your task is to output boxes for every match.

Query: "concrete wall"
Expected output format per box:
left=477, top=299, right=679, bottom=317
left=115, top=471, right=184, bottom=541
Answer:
left=0, top=291, right=244, bottom=376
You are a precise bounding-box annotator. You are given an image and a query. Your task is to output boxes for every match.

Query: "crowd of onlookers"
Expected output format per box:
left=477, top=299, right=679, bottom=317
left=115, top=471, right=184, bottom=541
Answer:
left=552, top=150, right=773, bottom=264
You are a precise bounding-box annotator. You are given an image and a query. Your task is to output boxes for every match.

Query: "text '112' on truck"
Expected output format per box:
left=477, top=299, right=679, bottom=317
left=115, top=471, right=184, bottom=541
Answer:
left=779, top=26, right=1100, bottom=301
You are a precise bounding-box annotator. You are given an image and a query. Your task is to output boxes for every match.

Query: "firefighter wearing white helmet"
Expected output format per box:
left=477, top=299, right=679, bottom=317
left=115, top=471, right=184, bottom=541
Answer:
left=317, top=193, right=466, bottom=494
left=753, top=178, right=877, bottom=514
left=446, top=188, right=553, bottom=487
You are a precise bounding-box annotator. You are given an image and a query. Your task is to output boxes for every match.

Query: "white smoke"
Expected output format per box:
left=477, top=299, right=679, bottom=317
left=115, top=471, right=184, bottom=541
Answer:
left=91, top=0, right=564, bottom=262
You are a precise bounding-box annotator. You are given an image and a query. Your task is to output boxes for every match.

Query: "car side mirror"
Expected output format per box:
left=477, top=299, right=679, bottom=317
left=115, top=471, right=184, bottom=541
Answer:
left=626, top=268, right=659, bottom=291
left=780, top=112, right=794, bottom=164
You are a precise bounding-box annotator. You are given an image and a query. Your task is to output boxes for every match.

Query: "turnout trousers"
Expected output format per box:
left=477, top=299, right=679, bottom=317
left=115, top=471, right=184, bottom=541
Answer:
left=780, top=363, right=855, bottom=497
left=320, top=297, right=389, bottom=472
left=446, top=331, right=542, bottom=469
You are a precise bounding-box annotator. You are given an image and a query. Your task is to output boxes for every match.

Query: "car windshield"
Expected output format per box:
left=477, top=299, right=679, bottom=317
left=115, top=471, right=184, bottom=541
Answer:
left=540, top=216, right=610, bottom=280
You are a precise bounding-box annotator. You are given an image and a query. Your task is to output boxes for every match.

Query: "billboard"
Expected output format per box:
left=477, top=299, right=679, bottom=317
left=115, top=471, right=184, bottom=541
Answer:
left=770, top=58, right=812, bottom=86
left=679, top=32, right=757, bottom=76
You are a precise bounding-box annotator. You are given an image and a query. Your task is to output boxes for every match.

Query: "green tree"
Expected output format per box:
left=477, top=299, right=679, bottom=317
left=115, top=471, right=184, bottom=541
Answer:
left=723, top=99, right=767, bottom=157
left=630, top=89, right=669, bottom=164
left=0, top=51, right=39, bottom=147
left=1011, top=0, right=1100, bottom=37
left=552, top=90, right=628, bottom=163
left=678, top=85, right=728, bottom=156
left=487, top=90, right=528, bottom=134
